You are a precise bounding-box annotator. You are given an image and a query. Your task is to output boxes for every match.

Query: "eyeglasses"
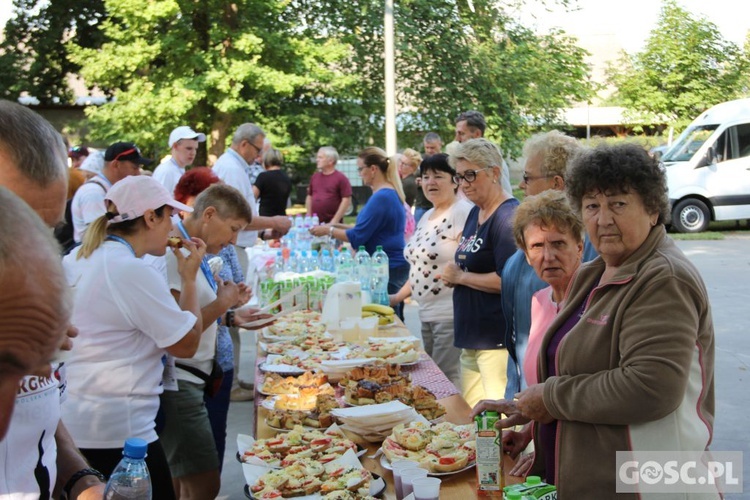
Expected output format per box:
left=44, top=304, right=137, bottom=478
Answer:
left=248, top=142, right=263, bottom=154
left=112, top=148, right=137, bottom=162
left=522, top=173, right=553, bottom=183
left=453, top=167, right=492, bottom=184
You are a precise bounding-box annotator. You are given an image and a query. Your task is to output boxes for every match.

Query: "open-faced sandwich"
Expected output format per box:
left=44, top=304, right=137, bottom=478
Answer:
left=250, top=459, right=373, bottom=498
left=242, top=425, right=358, bottom=467
left=381, top=421, right=477, bottom=474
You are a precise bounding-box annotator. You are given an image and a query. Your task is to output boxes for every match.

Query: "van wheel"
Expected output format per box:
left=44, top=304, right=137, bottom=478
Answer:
left=672, top=199, right=710, bottom=233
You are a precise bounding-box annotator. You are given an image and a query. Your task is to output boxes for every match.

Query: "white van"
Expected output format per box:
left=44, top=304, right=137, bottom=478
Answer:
left=662, top=98, right=750, bottom=233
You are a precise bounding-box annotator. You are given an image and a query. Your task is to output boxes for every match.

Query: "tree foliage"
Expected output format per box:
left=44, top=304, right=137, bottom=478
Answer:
left=0, top=0, right=106, bottom=104
left=2, top=0, right=594, bottom=164
left=607, top=0, right=750, bottom=129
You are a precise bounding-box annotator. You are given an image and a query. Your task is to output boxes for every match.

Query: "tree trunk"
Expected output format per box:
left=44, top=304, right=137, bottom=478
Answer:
left=208, top=111, right=232, bottom=166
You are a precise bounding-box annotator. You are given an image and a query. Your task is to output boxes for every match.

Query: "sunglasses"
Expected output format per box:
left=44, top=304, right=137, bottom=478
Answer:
left=453, top=167, right=492, bottom=184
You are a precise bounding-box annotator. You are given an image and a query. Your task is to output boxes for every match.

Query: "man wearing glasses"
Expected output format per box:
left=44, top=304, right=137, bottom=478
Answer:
left=212, top=123, right=291, bottom=400
left=71, top=141, right=153, bottom=244
left=212, top=123, right=292, bottom=249
left=454, top=110, right=513, bottom=195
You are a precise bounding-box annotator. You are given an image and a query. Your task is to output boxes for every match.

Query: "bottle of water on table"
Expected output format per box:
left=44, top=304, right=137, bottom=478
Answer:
left=355, top=246, right=371, bottom=293
left=104, top=438, right=152, bottom=499
left=371, top=245, right=390, bottom=305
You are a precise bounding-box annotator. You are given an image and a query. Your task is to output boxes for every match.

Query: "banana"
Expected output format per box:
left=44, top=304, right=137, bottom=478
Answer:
left=378, top=315, right=395, bottom=325
left=362, top=303, right=395, bottom=316
left=361, top=311, right=377, bottom=318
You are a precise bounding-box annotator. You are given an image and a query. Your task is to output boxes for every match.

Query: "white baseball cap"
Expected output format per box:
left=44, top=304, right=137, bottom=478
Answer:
left=105, top=176, right=192, bottom=224
left=79, top=150, right=105, bottom=175
left=168, top=126, right=207, bottom=148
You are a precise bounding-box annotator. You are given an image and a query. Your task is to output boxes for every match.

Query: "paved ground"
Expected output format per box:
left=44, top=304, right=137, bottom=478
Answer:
left=218, top=236, right=750, bottom=498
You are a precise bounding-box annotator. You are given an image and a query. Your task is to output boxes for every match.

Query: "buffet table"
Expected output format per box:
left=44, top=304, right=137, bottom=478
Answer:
left=247, top=320, right=521, bottom=499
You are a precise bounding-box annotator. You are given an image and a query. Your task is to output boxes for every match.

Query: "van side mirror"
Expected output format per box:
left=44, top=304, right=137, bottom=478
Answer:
left=705, top=147, right=717, bottom=165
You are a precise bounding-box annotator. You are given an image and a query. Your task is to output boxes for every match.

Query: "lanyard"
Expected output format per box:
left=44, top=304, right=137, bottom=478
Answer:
left=106, top=235, right=136, bottom=257
left=176, top=221, right=218, bottom=294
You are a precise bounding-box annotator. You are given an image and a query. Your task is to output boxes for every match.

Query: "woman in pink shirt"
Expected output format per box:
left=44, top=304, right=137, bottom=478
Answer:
left=476, top=189, right=584, bottom=476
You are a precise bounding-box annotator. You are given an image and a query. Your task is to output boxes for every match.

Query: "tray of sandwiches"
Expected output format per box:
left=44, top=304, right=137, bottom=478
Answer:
left=262, top=335, right=349, bottom=356
left=362, top=338, right=420, bottom=365
left=238, top=424, right=366, bottom=468
left=379, top=421, right=477, bottom=475
left=260, top=310, right=326, bottom=343
left=259, top=350, right=370, bottom=375
left=341, top=364, right=446, bottom=421
left=243, top=448, right=385, bottom=499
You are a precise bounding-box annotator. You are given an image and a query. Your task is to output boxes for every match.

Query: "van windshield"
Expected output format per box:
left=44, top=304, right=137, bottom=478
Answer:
left=662, top=124, right=719, bottom=162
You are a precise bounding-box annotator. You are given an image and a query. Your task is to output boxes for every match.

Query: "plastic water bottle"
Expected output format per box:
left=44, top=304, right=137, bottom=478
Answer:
left=293, top=215, right=304, bottom=250
left=311, top=213, right=320, bottom=227
left=371, top=245, right=390, bottom=305
left=103, top=438, right=152, bottom=499
left=298, top=250, right=309, bottom=273
left=272, top=251, right=284, bottom=277
left=319, top=249, right=334, bottom=272
left=287, top=250, right=299, bottom=273
left=310, top=250, right=320, bottom=271
left=336, top=249, right=354, bottom=282
left=355, top=246, right=371, bottom=293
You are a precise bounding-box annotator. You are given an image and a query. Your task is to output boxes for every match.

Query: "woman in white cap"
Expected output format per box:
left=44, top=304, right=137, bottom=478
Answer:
left=62, top=175, right=206, bottom=500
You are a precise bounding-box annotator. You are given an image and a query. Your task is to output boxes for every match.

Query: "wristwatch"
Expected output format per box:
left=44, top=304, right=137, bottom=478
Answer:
left=225, top=310, right=236, bottom=327
left=329, top=225, right=335, bottom=237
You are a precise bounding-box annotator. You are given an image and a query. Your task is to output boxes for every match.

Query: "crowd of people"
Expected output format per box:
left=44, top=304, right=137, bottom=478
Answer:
left=0, top=99, right=717, bottom=499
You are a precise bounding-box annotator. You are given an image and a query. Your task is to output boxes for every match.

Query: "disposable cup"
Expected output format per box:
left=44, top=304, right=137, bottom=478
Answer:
left=391, top=460, right=420, bottom=500
left=401, top=467, right=429, bottom=499
left=357, top=315, right=378, bottom=340
left=411, top=477, right=441, bottom=500
left=339, top=318, right=359, bottom=342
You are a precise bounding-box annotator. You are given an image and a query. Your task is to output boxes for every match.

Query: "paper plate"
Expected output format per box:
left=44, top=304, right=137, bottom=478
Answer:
left=379, top=454, right=475, bottom=477
left=258, top=362, right=306, bottom=376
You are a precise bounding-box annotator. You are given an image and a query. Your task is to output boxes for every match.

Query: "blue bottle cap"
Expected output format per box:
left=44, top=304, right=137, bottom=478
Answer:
left=123, top=438, right=148, bottom=459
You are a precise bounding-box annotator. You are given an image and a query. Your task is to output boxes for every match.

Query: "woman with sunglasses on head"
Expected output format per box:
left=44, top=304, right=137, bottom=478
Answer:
left=310, top=146, right=410, bottom=318
left=62, top=176, right=205, bottom=500
left=441, top=138, right=519, bottom=407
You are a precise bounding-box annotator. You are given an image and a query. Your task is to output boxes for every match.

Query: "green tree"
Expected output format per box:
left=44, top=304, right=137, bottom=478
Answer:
left=607, top=0, right=750, bottom=129
left=0, top=0, right=106, bottom=104
left=295, top=0, right=593, bottom=158
left=67, top=0, right=357, bottom=165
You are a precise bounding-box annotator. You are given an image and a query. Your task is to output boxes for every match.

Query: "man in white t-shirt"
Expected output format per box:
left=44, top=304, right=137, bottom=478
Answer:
left=212, top=123, right=291, bottom=247
left=153, top=126, right=206, bottom=194
left=0, top=100, right=106, bottom=500
left=212, top=123, right=291, bottom=400
left=71, top=141, right=153, bottom=244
